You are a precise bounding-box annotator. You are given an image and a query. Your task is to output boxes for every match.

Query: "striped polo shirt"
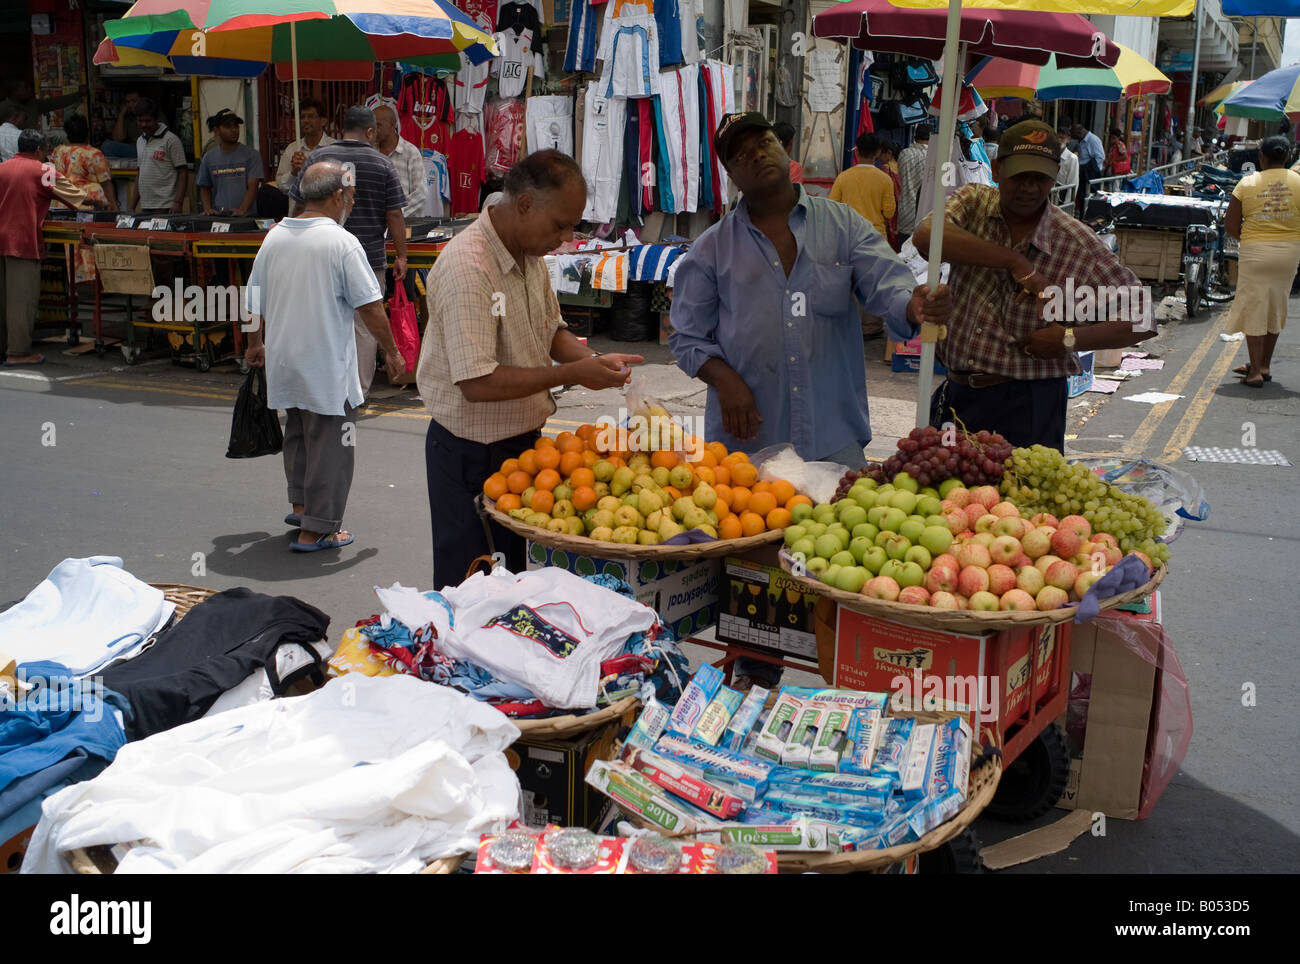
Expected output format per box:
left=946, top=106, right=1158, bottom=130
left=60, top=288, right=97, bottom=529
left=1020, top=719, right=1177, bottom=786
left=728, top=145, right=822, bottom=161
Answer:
left=291, top=139, right=406, bottom=269
left=135, top=124, right=189, bottom=210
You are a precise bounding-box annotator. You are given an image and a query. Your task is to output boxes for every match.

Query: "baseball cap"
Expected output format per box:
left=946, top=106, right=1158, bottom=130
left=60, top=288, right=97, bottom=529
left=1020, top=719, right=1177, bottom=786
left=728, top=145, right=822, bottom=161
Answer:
left=998, top=120, right=1061, bottom=178
left=715, top=112, right=775, bottom=163
left=209, top=108, right=244, bottom=128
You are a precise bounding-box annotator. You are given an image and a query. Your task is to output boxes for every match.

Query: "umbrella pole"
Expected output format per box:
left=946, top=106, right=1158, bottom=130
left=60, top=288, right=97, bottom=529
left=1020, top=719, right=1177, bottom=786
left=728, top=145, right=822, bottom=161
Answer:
left=291, top=20, right=302, bottom=145
left=1183, top=2, right=1201, bottom=157
left=915, top=3, right=964, bottom=429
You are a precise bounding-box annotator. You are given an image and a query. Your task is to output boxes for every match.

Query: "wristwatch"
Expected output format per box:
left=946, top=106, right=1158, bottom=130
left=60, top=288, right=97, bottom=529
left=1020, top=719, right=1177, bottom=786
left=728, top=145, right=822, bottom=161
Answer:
left=1062, top=326, right=1076, bottom=350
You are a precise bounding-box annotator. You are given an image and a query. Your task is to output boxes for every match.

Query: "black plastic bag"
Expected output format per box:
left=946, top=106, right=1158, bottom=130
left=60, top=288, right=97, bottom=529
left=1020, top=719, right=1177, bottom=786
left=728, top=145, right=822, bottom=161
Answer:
left=226, top=368, right=283, bottom=458
left=610, top=280, right=657, bottom=341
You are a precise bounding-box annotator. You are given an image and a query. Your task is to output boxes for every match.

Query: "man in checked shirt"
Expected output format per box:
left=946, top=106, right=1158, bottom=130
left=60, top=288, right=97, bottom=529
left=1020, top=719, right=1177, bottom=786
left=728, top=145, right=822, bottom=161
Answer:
left=913, top=120, right=1154, bottom=451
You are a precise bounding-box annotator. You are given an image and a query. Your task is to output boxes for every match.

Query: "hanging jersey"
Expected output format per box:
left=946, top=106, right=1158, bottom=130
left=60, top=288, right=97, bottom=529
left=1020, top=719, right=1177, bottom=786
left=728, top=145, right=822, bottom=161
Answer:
left=653, top=0, right=683, bottom=68
left=526, top=95, right=574, bottom=155
left=456, top=0, right=497, bottom=33
left=581, top=84, right=626, bottom=224
left=484, top=98, right=527, bottom=176
left=591, top=251, right=630, bottom=291
left=493, top=28, right=544, bottom=98
left=422, top=149, right=451, bottom=218
left=454, top=53, right=492, bottom=115
left=449, top=129, right=486, bottom=216
left=565, top=0, right=600, bottom=73
left=598, top=15, right=661, bottom=98
left=497, top=0, right=543, bottom=37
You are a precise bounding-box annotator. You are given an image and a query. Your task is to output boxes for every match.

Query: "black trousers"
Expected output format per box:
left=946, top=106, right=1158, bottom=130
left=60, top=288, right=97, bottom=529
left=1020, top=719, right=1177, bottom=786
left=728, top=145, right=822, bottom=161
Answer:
left=426, top=418, right=541, bottom=590
left=930, top=377, right=1068, bottom=452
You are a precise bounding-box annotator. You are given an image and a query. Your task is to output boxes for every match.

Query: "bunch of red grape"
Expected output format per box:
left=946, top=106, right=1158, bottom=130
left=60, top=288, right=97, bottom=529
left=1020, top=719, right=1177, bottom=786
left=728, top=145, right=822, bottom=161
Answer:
left=834, top=427, right=1014, bottom=498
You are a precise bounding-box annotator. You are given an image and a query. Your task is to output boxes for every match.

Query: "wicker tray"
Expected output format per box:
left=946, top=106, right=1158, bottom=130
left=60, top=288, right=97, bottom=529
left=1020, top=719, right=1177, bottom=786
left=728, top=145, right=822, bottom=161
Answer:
left=776, top=549, right=1167, bottom=631
left=621, top=708, right=1002, bottom=874
left=512, top=695, right=640, bottom=741
left=481, top=496, right=783, bottom=561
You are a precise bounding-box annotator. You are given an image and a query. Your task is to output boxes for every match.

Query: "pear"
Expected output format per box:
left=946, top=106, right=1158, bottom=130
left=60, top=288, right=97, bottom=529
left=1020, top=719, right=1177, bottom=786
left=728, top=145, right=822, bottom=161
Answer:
left=683, top=505, right=710, bottom=529
left=611, top=466, right=636, bottom=496
left=593, top=482, right=610, bottom=498
left=692, top=481, right=717, bottom=509
left=672, top=496, right=694, bottom=522
left=638, top=490, right=665, bottom=516
left=612, top=525, right=640, bottom=544
left=614, top=505, right=644, bottom=528
left=696, top=523, right=718, bottom=538
left=659, top=518, right=685, bottom=541
left=637, top=530, right=661, bottom=546
left=590, top=526, right=614, bottom=542
left=645, top=509, right=664, bottom=531
left=592, top=509, right=617, bottom=530
left=651, top=466, right=671, bottom=488
left=669, top=464, right=693, bottom=490
left=526, top=512, right=550, bottom=528
left=564, top=517, right=585, bottom=536
left=598, top=495, right=622, bottom=513
left=546, top=517, right=568, bottom=533
left=508, top=508, right=531, bottom=521
left=632, top=474, right=657, bottom=493
left=621, top=493, right=639, bottom=512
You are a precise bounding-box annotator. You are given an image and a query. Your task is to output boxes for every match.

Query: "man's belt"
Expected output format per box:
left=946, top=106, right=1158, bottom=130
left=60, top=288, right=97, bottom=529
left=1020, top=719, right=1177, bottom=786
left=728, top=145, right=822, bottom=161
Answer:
left=947, top=371, right=1012, bottom=389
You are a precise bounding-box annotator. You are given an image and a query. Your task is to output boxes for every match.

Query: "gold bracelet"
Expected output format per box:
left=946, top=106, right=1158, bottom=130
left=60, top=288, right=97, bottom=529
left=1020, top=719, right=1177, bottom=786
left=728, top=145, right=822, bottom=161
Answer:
left=1014, top=269, right=1037, bottom=284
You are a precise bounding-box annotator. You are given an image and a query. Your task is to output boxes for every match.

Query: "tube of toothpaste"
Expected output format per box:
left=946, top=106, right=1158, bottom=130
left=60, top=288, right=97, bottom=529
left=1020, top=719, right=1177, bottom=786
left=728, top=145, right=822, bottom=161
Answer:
left=715, top=817, right=836, bottom=853
left=840, top=707, right=885, bottom=776
left=722, top=685, right=769, bottom=753
left=651, top=733, right=773, bottom=801
left=768, top=770, right=894, bottom=809
left=754, top=691, right=803, bottom=762
left=871, top=716, right=916, bottom=787
left=782, top=703, right=825, bottom=768
left=759, top=793, right=890, bottom=830
left=665, top=664, right=724, bottom=739
left=900, top=723, right=939, bottom=802
left=623, top=747, right=747, bottom=819
left=692, top=685, right=744, bottom=746
left=809, top=708, right=852, bottom=772
left=624, top=686, right=671, bottom=752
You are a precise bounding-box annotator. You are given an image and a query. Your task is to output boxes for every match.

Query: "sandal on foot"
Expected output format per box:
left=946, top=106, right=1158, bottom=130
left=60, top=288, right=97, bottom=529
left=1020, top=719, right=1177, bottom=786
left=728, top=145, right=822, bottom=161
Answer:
left=285, top=513, right=302, bottom=527
left=1242, top=375, right=1266, bottom=389
left=290, top=532, right=354, bottom=552
left=1233, top=366, right=1270, bottom=381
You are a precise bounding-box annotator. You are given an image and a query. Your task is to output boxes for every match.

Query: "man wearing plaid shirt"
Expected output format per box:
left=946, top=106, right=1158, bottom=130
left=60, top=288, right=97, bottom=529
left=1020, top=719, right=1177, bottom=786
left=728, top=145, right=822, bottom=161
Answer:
left=913, top=120, right=1154, bottom=451
left=417, top=151, right=644, bottom=589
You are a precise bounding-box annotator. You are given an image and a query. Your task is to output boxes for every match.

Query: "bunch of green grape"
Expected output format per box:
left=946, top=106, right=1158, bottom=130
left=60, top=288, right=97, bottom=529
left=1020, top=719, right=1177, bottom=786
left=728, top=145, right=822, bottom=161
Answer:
left=1001, top=445, right=1171, bottom=565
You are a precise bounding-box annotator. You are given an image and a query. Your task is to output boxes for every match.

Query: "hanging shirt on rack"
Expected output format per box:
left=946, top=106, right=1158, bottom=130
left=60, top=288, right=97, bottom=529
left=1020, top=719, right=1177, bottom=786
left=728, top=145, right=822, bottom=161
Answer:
left=399, top=73, right=453, bottom=149
left=456, top=0, right=497, bottom=32
left=454, top=52, right=492, bottom=115
left=581, top=85, right=625, bottom=224
left=653, top=0, right=683, bottom=68
left=638, top=99, right=657, bottom=212
left=679, top=0, right=702, bottom=64
left=449, top=128, right=486, bottom=216
left=497, top=0, right=543, bottom=37
left=422, top=149, right=451, bottom=218
left=493, top=28, right=545, bottom=98
left=565, top=0, right=601, bottom=73
left=526, top=95, right=574, bottom=156
left=651, top=63, right=699, bottom=214
left=484, top=97, right=527, bottom=176
left=598, top=14, right=661, bottom=98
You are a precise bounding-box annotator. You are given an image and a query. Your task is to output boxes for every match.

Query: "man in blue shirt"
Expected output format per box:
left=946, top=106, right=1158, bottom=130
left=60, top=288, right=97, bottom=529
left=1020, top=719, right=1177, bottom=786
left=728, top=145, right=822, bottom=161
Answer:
left=1071, top=122, right=1106, bottom=214
left=669, top=112, right=951, bottom=467
left=197, top=109, right=263, bottom=216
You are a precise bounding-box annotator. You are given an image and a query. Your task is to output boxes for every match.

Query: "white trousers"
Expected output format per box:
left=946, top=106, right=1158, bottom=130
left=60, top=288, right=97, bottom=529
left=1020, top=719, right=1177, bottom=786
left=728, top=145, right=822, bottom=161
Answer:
left=656, top=64, right=699, bottom=214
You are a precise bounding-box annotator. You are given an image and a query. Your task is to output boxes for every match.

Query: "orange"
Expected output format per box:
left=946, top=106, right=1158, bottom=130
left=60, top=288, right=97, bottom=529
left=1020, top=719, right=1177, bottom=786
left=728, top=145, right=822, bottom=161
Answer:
left=576, top=424, right=596, bottom=445
left=712, top=464, right=731, bottom=486
left=518, top=449, right=539, bottom=475
left=559, top=435, right=586, bottom=454
left=535, top=437, right=557, bottom=450
left=766, top=507, right=792, bottom=530
left=699, top=450, right=719, bottom=468
left=559, top=450, right=584, bottom=477
left=730, top=487, right=752, bottom=512
left=786, top=494, right=813, bottom=511
left=530, top=490, right=555, bottom=515
left=694, top=465, right=716, bottom=486
left=534, top=468, right=561, bottom=492
left=748, top=491, right=778, bottom=517
left=507, top=470, right=532, bottom=494
left=739, top=511, right=766, bottom=537
left=752, top=480, right=772, bottom=495
left=581, top=449, right=599, bottom=468
left=730, top=463, right=758, bottom=488
left=651, top=450, right=680, bottom=469
left=720, top=453, right=745, bottom=469
left=706, top=441, right=729, bottom=463
left=714, top=483, right=733, bottom=506
left=500, top=458, right=520, bottom=476
left=569, top=467, right=596, bottom=489
left=663, top=485, right=682, bottom=502
left=572, top=486, right=597, bottom=511
left=483, top=473, right=509, bottom=501
left=535, top=446, right=561, bottom=471
left=769, top=479, right=796, bottom=506
left=714, top=498, right=731, bottom=519
left=496, top=493, right=522, bottom=512
left=719, top=516, right=743, bottom=540
left=608, top=456, right=627, bottom=469
left=555, top=431, right=575, bottom=448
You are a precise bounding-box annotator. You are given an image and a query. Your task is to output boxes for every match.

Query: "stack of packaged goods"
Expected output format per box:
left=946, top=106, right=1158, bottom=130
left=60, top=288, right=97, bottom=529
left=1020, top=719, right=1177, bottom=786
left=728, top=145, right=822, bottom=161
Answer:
left=473, top=825, right=777, bottom=874
left=586, top=667, right=974, bottom=854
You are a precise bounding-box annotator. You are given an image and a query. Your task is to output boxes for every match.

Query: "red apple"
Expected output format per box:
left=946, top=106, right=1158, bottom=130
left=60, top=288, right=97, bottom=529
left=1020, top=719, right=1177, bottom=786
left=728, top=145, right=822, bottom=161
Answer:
left=1072, top=571, right=1102, bottom=601
left=1046, top=560, right=1081, bottom=591
left=1022, top=526, right=1055, bottom=559
left=946, top=487, right=972, bottom=509
left=932, top=553, right=961, bottom=573
left=958, top=565, right=991, bottom=597
left=1104, top=546, right=1122, bottom=567
left=1034, top=554, right=1063, bottom=576
left=930, top=591, right=960, bottom=610
left=925, top=566, right=958, bottom=595
left=943, top=510, right=968, bottom=536
left=963, top=503, right=987, bottom=530
left=1016, top=565, right=1045, bottom=596
left=987, top=564, right=1017, bottom=596
left=971, top=532, right=996, bottom=549
left=1132, top=550, right=1153, bottom=572
left=975, top=513, right=1002, bottom=534
left=954, top=543, right=992, bottom=569
left=989, top=536, right=1021, bottom=565
left=1051, top=527, right=1082, bottom=558
left=1031, top=512, right=1059, bottom=528
left=1013, top=553, right=1034, bottom=569
left=1000, top=589, right=1037, bottom=611
left=970, top=485, right=1001, bottom=509
left=991, top=501, right=1020, bottom=519
left=899, top=586, right=931, bottom=606
left=1035, top=586, right=1070, bottom=611
left=955, top=594, right=970, bottom=610
left=865, top=576, right=901, bottom=601
left=1092, top=532, right=1119, bottom=550
left=1059, top=514, right=1092, bottom=540
left=969, top=590, right=1000, bottom=611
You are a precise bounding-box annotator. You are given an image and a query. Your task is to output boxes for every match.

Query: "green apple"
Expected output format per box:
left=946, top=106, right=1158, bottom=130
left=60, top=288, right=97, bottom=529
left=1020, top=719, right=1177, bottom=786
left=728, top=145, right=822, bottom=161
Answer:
left=849, top=536, right=872, bottom=563
left=884, top=534, right=912, bottom=561
left=904, top=545, right=932, bottom=569
left=892, top=473, right=920, bottom=494
left=813, top=534, right=842, bottom=560
left=861, top=546, right=887, bottom=575
left=852, top=522, right=879, bottom=542
left=828, top=550, right=854, bottom=568
left=839, top=505, right=869, bottom=530
left=867, top=506, right=889, bottom=527
left=806, top=556, right=829, bottom=576
left=916, top=495, right=943, bottom=517
left=897, top=561, right=926, bottom=588
left=919, top=487, right=941, bottom=501
left=554, top=483, right=574, bottom=503
left=805, top=522, right=828, bottom=538
left=878, top=507, right=908, bottom=533
left=835, top=566, right=868, bottom=594
left=823, top=564, right=842, bottom=584
left=812, top=504, right=836, bottom=524
left=851, top=489, right=878, bottom=511
left=939, top=478, right=965, bottom=498
left=874, top=530, right=893, bottom=549
left=925, top=514, right=948, bottom=529
left=783, top=524, right=809, bottom=547
left=879, top=559, right=906, bottom=583
left=889, top=490, right=919, bottom=515
left=857, top=477, right=879, bottom=490
left=790, top=537, right=816, bottom=559
left=899, top=519, right=926, bottom=543
left=790, top=503, right=814, bottom=523
left=919, top=525, right=954, bottom=556
left=833, top=499, right=857, bottom=520
left=875, top=483, right=895, bottom=497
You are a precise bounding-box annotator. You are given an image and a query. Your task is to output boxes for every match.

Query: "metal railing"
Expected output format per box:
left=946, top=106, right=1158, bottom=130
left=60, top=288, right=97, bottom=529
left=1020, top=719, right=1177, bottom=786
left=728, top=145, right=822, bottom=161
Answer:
left=1053, top=150, right=1230, bottom=210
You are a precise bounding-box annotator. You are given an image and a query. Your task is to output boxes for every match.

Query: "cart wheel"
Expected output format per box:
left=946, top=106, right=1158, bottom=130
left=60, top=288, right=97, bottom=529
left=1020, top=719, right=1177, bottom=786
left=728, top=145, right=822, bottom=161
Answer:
left=196, top=353, right=212, bottom=373
left=121, top=345, right=139, bottom=364
left=1184, top=263, right=1201, bottom=317
left=93, top=342, right=106, bottom=357
left=66, top=329, right=80, bottom=346
left=919, top=828, right=985, bottom=874
left=985, top=722, right=1070, bottom=822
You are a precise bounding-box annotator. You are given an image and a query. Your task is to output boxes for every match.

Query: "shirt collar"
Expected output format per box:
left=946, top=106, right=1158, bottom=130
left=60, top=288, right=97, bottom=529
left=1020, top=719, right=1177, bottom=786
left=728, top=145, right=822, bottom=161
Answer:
left=143, top=123, right=170, bottom=140
left=736, top=183, right=811, bottom=227
left=478, top=206, right=522, bottom=277
left=385, top=138, right=412, bottom=157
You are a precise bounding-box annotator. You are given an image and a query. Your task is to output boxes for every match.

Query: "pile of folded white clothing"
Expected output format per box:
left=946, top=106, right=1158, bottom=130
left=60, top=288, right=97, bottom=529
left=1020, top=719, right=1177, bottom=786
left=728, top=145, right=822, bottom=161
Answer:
left=436, top=567, right=657, bottom=710
left=0, top=556, right=174, bottom=678
left=21, top=675, right=521, bottom=874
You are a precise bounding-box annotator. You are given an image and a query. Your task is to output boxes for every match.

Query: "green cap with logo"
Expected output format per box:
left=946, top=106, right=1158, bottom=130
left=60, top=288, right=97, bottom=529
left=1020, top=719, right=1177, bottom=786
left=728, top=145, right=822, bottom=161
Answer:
left=998, top=120, right=1062, bottom=178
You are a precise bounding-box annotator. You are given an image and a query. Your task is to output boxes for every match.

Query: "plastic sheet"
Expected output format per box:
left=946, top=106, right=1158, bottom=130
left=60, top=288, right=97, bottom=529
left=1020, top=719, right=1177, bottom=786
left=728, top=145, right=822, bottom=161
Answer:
left=752, top=443, right=847, bottom=506
left=1068, top=456, right=1210, bottom=543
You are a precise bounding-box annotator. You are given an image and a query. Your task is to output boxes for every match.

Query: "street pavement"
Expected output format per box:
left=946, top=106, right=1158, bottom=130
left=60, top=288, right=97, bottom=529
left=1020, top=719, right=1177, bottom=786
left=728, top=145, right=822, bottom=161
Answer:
left=1, top=296, right=1295, bottom=873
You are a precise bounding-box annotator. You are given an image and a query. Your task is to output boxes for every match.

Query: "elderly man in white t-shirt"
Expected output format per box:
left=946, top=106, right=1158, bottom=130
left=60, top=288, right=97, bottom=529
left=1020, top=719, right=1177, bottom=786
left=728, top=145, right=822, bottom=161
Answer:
left=243, top=160, right=406, bottom=552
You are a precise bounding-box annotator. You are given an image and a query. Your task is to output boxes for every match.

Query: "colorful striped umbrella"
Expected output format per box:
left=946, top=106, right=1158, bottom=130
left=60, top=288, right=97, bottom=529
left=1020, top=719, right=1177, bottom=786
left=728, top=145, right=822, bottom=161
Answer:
left=1221, top=63, right=1300, bottom=120
left=1198, top=80, right=1250, bottom=109
left=968, top=43, right=1170, bottom=101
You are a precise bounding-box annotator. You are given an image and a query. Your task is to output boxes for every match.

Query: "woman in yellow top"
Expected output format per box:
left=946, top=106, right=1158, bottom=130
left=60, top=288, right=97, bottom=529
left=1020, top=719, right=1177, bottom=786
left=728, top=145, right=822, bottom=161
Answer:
left=1224, top=135, right=1300, bottom=387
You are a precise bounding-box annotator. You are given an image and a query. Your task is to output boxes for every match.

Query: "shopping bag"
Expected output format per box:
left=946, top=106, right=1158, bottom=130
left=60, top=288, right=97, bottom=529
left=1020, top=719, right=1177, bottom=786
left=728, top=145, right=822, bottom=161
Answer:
left=389, top=283, right=421, bottom=373
left=225, top=367, right=283, bottom=459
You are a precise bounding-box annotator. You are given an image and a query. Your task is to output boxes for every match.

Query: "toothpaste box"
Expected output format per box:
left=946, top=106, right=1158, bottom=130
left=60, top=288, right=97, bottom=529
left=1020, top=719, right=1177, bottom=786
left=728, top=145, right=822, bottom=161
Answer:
left=624, top=693, right=671, bottom=752
left=781, top=703, right=826, bottom=768
left=693, top=685, right=744, bottom=746
left=666, top=664, right=724, bottom=739
left=841, top=707, right=885, bottom=776
left=768, top=770, right=895, bottom=809
left=759, top=792, right=890, bottom=830
left=722, top=685, right=769, bottom=753
left=712, top=818, right=837, bottom=853
left=623, top=747, right=747, bottom=819
left=809, top=708, right=853, bottom=772
left=871, top=716, right=916, bottom=785
left=585, top=760, right=712, bottom=835
left=925, top=717, right=972, bottom=815
left=754, top=692, right=804, bottom=762
left=780, top=687, right=891, bottom=714
left=651, top=734, right=774, bottom=801
left=901, top=723, right=939, bottom=802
